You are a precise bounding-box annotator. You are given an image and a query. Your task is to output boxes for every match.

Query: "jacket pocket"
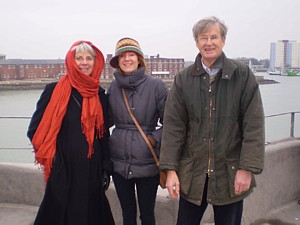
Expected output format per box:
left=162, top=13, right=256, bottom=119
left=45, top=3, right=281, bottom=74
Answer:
left=226, top=159, right=239, bottom=197
left=178, top=157, right=194, bottom=195
left=226, top=159, right=257, bottom=198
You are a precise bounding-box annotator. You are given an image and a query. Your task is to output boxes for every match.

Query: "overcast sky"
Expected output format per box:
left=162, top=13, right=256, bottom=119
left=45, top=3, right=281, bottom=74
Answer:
left=1, top=0, right=299, bottom=61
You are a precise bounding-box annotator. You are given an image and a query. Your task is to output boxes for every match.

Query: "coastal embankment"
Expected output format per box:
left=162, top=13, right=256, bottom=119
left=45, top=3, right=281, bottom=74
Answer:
left=0, top=76, right=278, bottom=91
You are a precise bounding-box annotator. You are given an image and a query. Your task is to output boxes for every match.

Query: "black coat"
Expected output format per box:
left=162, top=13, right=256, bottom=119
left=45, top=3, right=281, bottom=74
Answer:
left=27, top=82, right=115, bottom=225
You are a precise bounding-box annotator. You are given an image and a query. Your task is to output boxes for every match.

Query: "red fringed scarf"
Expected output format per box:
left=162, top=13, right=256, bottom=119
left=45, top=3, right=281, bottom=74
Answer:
left=32, top=40, right=105, bottom=182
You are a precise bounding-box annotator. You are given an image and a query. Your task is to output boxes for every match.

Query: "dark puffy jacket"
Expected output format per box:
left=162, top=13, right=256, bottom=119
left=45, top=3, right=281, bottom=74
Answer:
left=108, top=68, right=169, bottom=179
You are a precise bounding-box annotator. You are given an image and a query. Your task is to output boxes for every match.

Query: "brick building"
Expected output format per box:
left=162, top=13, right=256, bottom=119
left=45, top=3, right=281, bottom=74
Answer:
left=0, top=59, right=65, bottom=80
left=0, top=54, right=184, bottom=81
left=145, top=54, right=184, bottom=79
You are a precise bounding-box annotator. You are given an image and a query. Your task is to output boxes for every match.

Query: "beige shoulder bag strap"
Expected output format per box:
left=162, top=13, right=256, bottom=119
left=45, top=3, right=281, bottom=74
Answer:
left=121, top=88, right=160, bottom=166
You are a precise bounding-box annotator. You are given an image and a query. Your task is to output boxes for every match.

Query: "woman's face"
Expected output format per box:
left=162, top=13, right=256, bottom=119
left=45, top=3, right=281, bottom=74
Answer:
left=118, top=51, right=139, bottom=75
left=74, top=50, right=95, bottom=76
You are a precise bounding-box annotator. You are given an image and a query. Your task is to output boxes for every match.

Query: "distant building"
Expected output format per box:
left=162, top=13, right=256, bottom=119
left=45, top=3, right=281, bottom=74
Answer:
left=145, top=54, right=184, bottom=79
left=0, top=54, right=184, bottom=81
left=270, top=40, right=300, bottom=71
left=234, top=57, right=256, bottom=72
left=101, top=54, right=114, bottom=80
left=234, top=57, right=269, bottom=72
left=0, top=59, right=65, bottom=80
left=235, top=57, right=252, bottom=67
left=0, top=54, right=6, bottom=60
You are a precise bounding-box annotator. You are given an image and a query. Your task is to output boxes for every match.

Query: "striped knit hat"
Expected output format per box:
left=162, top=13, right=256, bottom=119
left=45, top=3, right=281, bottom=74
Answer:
left=110, top=37, right=145, bottom=68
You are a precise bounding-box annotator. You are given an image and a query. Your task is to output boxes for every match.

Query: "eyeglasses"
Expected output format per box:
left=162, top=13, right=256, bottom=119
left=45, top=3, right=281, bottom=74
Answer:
left=198, top=34, right=219, bottom=43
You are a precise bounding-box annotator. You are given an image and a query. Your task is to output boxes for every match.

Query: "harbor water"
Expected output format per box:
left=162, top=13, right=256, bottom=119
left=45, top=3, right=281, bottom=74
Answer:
left=0, top=73, right=299, bottom=163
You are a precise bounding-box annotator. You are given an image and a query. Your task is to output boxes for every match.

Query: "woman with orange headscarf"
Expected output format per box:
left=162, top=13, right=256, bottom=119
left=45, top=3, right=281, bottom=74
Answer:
left=27, top=41, right=115, bottom=225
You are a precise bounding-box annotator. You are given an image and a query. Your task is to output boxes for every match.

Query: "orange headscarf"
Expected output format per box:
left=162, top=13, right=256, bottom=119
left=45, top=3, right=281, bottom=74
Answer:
left=32, top=40, right=105, bottom=182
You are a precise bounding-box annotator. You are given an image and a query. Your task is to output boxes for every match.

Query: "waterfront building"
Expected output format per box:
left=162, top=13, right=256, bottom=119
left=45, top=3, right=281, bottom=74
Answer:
left=234, top=57, right=252, bottom=68
left=0, top=54, right=184, bottom=81
left=269, top=40, right=300, bottom=71
left=0, top=59, right=65, bottom=80
left=0, top=54, right=6, bottom=60
left=145, top=54, right=184, bottom=79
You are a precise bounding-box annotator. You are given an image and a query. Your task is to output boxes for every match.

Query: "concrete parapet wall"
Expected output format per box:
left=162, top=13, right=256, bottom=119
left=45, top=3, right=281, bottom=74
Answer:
left=243, top=138, right=300, bottom=224
left=0, top=138, right=299, bottom=225
left=0, top=163, right=44, bottom=206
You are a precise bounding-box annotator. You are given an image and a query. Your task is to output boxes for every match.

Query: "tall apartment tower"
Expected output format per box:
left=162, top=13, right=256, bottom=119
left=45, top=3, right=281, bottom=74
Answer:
left=270, top=40, right=300, bottom=70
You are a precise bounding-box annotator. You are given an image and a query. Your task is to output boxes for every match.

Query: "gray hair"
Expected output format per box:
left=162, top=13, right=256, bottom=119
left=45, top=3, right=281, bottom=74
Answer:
left=192, top=16, right=228, bottom=41
left=72, top=42, right=96, bottom=57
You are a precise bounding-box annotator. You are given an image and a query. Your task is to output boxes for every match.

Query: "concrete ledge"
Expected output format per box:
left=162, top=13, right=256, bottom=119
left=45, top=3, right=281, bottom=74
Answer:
left=0, top=203, right=38, bottom=225
left=244, top=138, right=300, bottom=224
left=0, top=138, right=299, bottom=225
left=0, top=163, right=44, bottom=206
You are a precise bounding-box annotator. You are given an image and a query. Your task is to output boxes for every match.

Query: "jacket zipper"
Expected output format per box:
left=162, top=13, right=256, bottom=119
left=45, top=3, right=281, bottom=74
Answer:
left=207, top=84, right=213, bottom=177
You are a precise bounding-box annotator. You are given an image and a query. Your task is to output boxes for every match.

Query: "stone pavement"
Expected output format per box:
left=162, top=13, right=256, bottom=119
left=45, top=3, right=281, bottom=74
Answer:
left=0, top=200, right=299, bottom=225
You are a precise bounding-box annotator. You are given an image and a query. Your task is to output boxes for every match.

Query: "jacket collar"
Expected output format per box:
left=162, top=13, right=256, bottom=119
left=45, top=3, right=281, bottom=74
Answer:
left=191, top=52, right=237, bottom=80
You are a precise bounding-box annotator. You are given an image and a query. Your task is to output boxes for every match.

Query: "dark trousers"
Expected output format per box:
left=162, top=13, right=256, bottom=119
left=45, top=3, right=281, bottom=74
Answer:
left=112, top=173, right=159, bottom=225
left=176, top=177, right=243, bottom=225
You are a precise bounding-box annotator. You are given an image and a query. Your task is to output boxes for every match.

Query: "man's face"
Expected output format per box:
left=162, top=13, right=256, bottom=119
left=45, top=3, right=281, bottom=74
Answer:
left=196, top=24, right=225, bottom=67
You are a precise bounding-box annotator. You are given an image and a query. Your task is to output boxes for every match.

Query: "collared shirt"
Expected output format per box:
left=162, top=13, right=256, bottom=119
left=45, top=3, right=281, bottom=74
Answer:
left=201, top=61, right=221, bottom=76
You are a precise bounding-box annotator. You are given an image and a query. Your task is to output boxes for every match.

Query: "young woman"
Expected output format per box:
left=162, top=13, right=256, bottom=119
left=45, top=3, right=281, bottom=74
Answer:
left=107, top=37, right=168, bottom=225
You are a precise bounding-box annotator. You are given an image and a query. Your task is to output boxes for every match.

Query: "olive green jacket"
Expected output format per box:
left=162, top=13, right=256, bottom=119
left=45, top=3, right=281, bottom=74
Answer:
left=160, top=52, right=265, bottom=205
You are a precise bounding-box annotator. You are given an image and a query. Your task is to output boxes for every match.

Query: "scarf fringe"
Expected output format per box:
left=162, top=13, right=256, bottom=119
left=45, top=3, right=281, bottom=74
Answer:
left=81, top=115, right=105, bottom=159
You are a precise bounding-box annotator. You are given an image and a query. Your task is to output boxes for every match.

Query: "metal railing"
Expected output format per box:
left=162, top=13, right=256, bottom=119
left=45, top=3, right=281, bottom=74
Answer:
left=0, top=111, right=299, bottom=150
left=0, top=116, right=31, bottom=119
left=0, top=116, right=32, bottom=150
left=265, top=111, right=299, bottom=138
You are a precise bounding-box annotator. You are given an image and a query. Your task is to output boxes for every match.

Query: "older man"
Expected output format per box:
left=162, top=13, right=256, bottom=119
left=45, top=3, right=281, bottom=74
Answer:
left=159, top=16, right=265, bottom=225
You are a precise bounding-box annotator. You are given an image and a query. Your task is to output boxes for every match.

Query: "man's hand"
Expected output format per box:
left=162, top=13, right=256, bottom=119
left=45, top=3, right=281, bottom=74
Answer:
left=234, top=169, right=252, bottom=195
left=166, top=170, right=180, bottom=199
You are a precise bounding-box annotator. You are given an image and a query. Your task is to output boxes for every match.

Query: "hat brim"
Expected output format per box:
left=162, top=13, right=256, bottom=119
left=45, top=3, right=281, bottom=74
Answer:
left=110, top=55, right=119, bottom=68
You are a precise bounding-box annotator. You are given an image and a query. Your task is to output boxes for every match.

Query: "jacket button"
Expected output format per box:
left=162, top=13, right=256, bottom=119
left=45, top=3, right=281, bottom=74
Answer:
left=232, top=166, right=235, bottom=170
left=129, top=171, right=133, bottom=174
